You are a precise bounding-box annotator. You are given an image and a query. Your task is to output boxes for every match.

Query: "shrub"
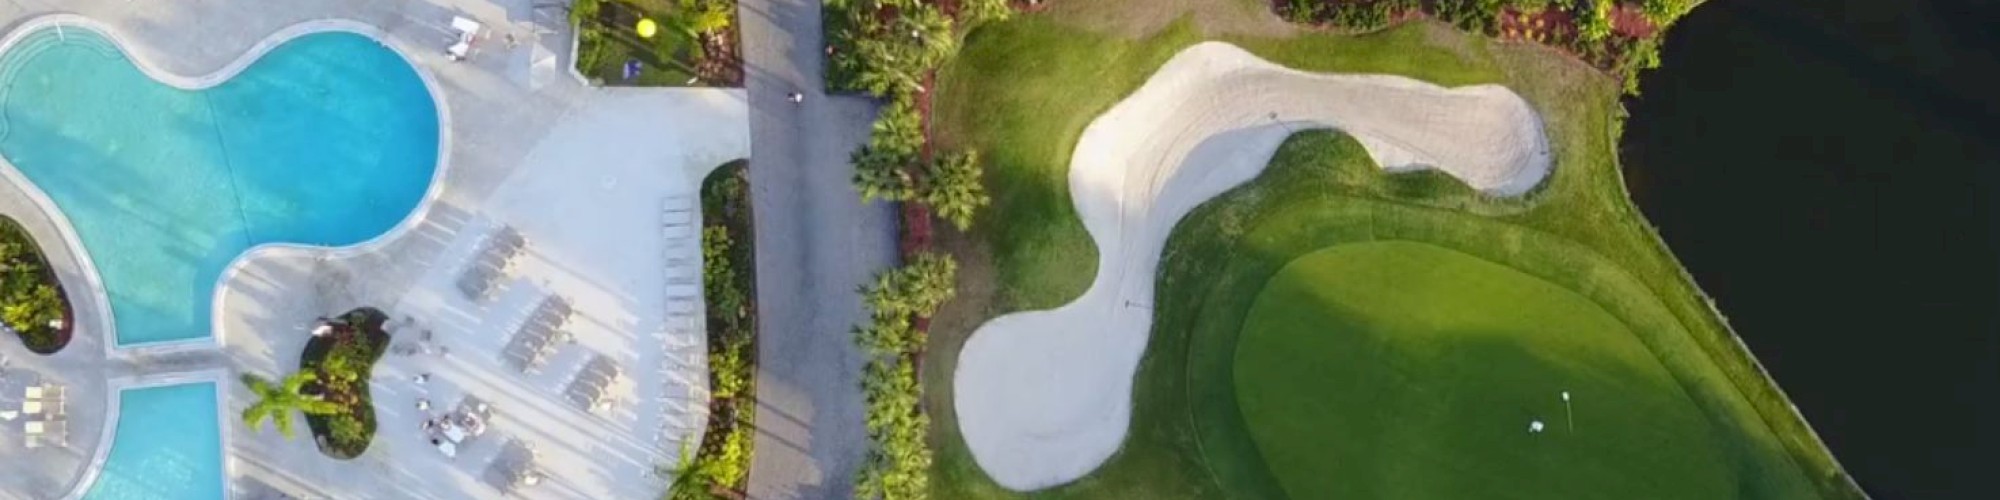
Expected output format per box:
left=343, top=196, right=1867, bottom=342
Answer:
left=711, top=336, right=751, bottom=400
left=684, top=0, right=735, bottom=36
left=958, top=0, right=1014, bottom=28
left=701, top=225, right=749, bottom=331
left=1578, top=0, right=1614, bottom=43
left=829, top=0, right=957, bottom=96
left=853, top=94, right=926, bottom=201
left=571, top=0, right=602, bottom=27
left=918, top=151, right=990, bottom=230
left=851, top=254, right=956, bottom=500
left=870, top=95, right=925, bottom=158
left=860, top=252, right=957, bottom=326
left=1642, top=0, right=1698, bottom=26
left=329, top=415, right=367, bottom=445
left=856, top=356, right=931, bottom=500
left=671, top=161, right=760, bottom=499
left=1, top=285, right=59, bottom=337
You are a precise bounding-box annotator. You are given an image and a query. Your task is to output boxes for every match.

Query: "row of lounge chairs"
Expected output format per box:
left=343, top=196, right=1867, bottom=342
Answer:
left=13, top=383, right=67, bottom=448
left=481, top=438, right=544, bottom=494
left=564, top=354, right=624, bottom=413
left=458, top=225, right=527, bottom=302
left=502, top=295, right=575, bottom=373
left=658, top=195, right=709, bottom=449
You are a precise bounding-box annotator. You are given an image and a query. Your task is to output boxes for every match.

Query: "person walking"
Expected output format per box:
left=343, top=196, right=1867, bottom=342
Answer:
left=787, top=92, right=805, bottom=104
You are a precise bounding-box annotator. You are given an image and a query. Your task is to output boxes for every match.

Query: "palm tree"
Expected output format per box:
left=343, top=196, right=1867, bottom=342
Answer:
left=919, top=151, right=990, bottom=231
left=240, top=372, right=339, bottom=439
left=663, top=438, right=716, bottom=500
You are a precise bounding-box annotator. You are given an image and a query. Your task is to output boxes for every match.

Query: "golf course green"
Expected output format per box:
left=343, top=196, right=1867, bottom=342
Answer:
left=1237, top=241, right=1731, bottom=498
left=920, top=1, right=1859, bottom=498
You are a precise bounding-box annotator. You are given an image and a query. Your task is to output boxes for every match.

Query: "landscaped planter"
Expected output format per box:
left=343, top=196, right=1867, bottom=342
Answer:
left=568, top=0, right=742, bottom=87
left=0, top=215, right=73, bottom=354
left=299, top=307, right=390, bottom=459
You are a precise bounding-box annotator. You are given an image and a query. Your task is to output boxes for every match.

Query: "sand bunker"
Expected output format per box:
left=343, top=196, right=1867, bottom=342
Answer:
left=952, top=41, right=1552, bottom=490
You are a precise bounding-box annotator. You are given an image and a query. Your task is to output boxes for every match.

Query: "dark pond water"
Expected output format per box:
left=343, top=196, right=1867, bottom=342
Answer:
left=1620, top=1, right=2000, bottom=497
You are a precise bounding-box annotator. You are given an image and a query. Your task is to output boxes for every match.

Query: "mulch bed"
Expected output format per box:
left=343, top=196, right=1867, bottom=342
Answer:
left=1498, top=6, right=1577, bottom=43
left=1610, top=4, right=1658, bottom=38
left=698, top=21, right=745, bottom=85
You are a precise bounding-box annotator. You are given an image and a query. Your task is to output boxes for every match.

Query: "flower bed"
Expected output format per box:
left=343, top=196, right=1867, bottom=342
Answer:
left=299, top=307, right=391, bottom=459
left=1276, top=0, right=1689, bottom=93
left=668, top=161, right=758, bottom=499
left=0, top=216, right=71, bottom=354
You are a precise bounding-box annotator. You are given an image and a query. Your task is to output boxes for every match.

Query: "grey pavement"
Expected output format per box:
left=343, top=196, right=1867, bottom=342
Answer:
left=737, top=0, right=893, bottom=498
left=0, top=164, right=111, bottom=500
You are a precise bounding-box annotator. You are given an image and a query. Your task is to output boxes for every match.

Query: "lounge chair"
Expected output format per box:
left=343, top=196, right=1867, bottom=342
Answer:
left=457, top=265, right=497, bottom=300
left=666, top=296, right=699, bottom=317
left=447, top=16, right=482, bottom=61
left=504, top=333, right=551, bottom=373
left=566, top=372, right=614, bottom=412
left=589, top=355, right=623, bottom=382
left=529, top=296, right=574, bottom=330
left=458, top=226, right=527, bottom=301
left=25, top=419, right=64, bottom=448
left=483, top=438, right=543, bottom=493
left=662, top=201, right=695, bottom=227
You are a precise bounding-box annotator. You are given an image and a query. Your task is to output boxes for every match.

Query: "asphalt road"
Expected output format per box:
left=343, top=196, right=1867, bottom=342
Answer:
left=737, top=0, right=894, bottom=498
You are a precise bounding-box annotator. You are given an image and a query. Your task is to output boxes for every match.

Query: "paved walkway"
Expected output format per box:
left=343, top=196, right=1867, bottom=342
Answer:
left=737, top=0, right=893, bottom=498
left=0, top=168, right=112, bottom=500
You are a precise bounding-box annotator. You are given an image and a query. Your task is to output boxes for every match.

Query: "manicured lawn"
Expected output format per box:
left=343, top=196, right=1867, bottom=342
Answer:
left=925, top=7, right=1860, bottom=499
left=1238, top=241, right=1732, bottom=499
left=571, top=0, right=740, bottom=87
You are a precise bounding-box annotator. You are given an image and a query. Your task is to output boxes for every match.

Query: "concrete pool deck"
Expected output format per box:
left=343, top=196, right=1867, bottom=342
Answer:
left=0, top=1, right=747, bottom=498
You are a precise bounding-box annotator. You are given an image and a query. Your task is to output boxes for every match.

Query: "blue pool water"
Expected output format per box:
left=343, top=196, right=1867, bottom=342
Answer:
left=0, top=28, right=439, bottom=346
left=84, top=382, right=225, bottom=500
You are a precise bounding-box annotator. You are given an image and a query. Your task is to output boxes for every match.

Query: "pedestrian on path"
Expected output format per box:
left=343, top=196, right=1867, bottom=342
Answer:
left=787, top=92, right=805, bottom=104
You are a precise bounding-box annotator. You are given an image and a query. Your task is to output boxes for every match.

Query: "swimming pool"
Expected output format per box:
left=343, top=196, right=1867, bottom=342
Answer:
left=83, top=381, right=225, bottom=500
left=0, top=26, right=439, bottom=347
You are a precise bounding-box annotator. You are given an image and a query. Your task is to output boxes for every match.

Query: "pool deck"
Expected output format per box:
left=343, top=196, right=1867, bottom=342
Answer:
left=0, top=1, right=747, bottom=499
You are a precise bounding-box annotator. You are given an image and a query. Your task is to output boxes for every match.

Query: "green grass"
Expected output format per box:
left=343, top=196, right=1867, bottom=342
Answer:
left=926, top=11, right=1860, bottom=500
left=1238, top=241, right=1733, bottom=499
left=573, top=0, right=701, bottom=86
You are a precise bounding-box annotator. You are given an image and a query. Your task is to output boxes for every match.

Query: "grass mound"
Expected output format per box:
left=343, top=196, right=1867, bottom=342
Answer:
left=1237, top=241, right=1732, bottom=498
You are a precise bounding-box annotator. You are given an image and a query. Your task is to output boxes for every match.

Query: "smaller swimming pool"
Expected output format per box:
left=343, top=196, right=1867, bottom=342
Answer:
left=83, top=381, right=225, bottom=500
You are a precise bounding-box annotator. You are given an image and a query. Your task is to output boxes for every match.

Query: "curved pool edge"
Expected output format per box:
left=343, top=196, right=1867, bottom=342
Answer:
left=58, top=369, right=231, bottom=500
left=0, top=13, right=455, bottom=359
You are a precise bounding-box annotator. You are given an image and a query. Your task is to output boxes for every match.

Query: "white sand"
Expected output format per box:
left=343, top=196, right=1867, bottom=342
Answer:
left=952, top=41, right=1552, bottom=490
